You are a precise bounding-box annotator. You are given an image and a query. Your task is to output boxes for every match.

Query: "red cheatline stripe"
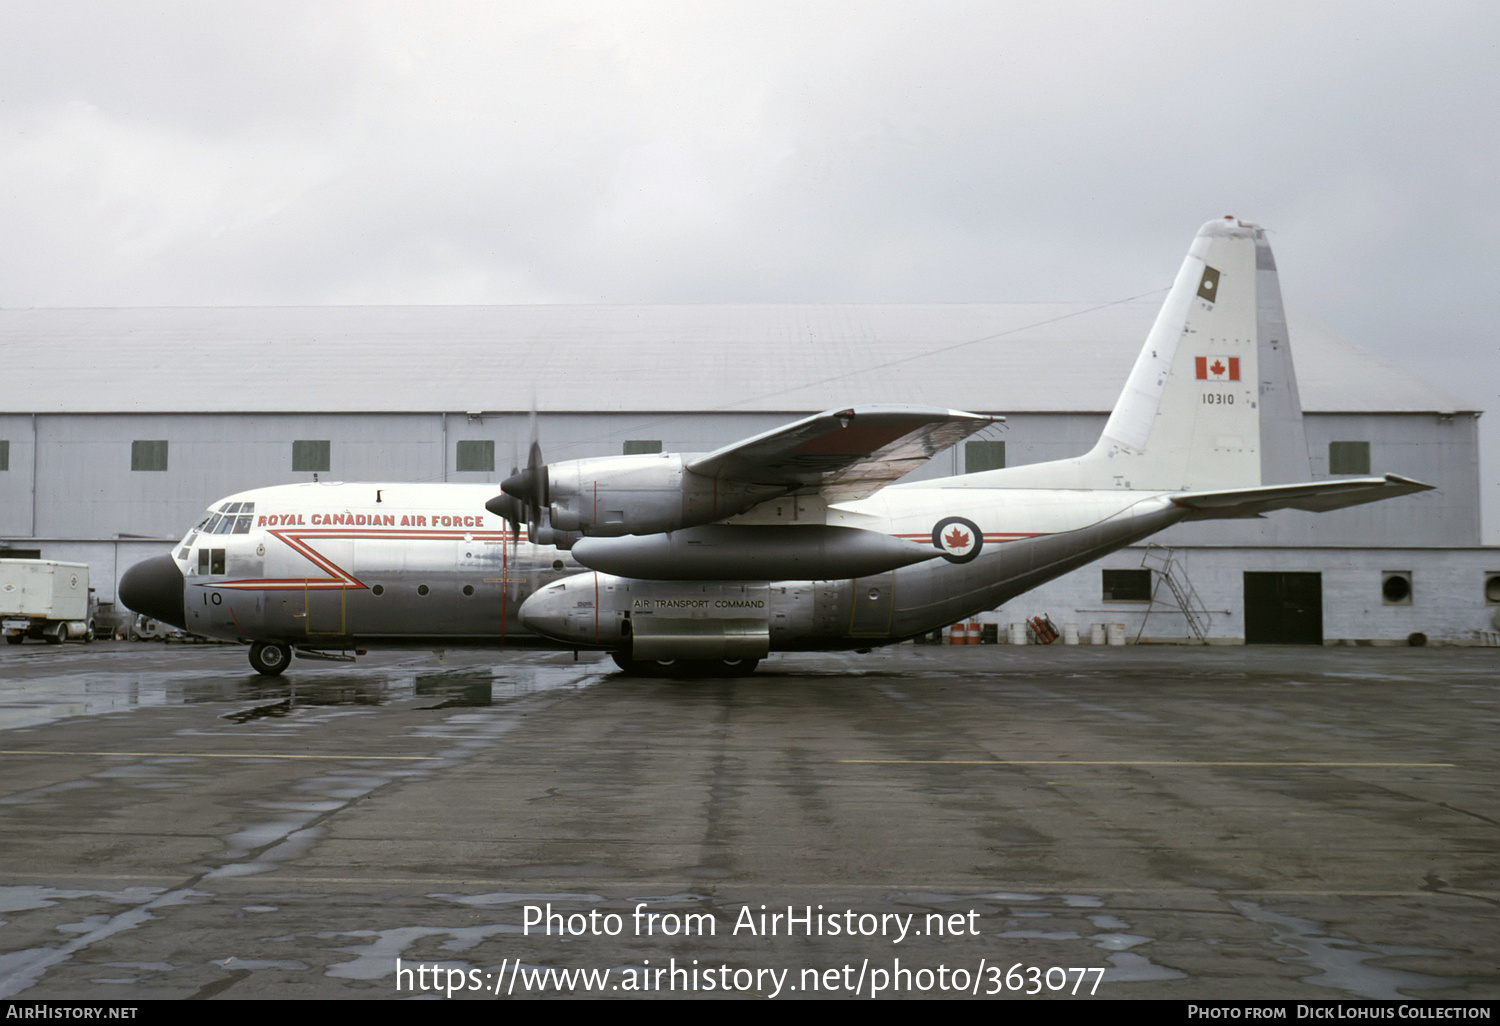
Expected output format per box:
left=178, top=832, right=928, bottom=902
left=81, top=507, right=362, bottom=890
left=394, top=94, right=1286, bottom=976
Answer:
left=213, top=527, right=526, bottom=592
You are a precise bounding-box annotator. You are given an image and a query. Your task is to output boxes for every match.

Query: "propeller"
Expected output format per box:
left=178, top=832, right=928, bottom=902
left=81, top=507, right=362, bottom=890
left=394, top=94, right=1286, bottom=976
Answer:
left=486, top=405, right=550, bottom=542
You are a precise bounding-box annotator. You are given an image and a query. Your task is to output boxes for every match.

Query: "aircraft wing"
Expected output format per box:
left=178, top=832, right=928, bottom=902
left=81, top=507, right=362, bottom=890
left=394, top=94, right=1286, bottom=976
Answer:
left=1171, top=475, right=1433, bottom=519
left=687, top=404, right=997, bottom=503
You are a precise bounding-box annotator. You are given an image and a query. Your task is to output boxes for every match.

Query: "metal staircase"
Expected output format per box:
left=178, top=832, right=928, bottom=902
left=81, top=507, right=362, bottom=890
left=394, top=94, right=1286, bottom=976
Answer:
left=1139, top=544, right=1211, bottom=643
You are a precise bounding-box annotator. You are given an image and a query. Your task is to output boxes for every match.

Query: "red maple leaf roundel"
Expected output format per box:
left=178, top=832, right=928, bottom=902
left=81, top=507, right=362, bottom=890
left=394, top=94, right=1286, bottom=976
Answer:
left=944, top=526, right=971, bottom=550
left=1210, top=359, right=1226, bottom=377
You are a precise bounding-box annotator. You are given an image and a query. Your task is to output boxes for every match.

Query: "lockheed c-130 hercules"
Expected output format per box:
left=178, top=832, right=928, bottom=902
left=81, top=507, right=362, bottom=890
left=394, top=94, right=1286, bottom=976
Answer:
left=119, top=218, right=1430, bottom=677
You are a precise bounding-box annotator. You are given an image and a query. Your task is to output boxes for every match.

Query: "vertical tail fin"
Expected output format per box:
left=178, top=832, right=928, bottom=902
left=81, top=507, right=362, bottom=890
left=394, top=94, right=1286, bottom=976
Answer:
left=981, top=216, right=1309, bottom=491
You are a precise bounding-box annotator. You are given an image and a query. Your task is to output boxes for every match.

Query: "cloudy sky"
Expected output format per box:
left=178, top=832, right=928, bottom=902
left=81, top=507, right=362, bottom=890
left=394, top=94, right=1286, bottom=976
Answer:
left=3, top=1, right=1497, bottom=539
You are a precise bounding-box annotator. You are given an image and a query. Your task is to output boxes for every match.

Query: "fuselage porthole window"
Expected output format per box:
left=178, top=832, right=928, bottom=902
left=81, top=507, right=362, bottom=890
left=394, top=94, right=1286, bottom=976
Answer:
left=371, top=585, right=384, bottom=597
left=417, top=584, right=430, bottom=597
left=462, top=585, right=474, bottom=597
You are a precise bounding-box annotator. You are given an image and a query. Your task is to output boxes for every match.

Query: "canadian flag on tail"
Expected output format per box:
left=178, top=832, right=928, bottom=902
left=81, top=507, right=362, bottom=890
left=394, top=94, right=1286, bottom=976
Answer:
left=1195, top=356, right=1240, bottom=381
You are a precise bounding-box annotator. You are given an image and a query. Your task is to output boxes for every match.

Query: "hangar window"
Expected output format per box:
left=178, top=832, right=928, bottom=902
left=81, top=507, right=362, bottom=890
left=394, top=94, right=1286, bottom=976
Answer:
left=293, top=440, right=330, bottom=472
left=623, top=440, right=662, bottom=455
left=965, top=440, right=1006, bottom=473
left=1103, top=569, right=1153, bottom=602
left=0, top=440, right=8, bottom=471
left=1329, top=441, right=1370, bottom=475
left=131, top=440, right=169, bottom=471
left=457, top=440, right=495, bottom=472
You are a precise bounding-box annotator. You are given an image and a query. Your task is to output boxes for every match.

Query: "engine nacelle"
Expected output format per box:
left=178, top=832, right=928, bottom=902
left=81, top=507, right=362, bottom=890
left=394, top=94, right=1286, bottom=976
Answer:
left=544, top=454, right=786, bottom=537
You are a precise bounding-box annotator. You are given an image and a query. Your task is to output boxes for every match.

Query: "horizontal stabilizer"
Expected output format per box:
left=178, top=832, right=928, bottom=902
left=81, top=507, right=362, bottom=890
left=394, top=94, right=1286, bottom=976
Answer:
left=688, top=404, right=996, bottom=503
left=1171, top=475, right=1432, bottom=519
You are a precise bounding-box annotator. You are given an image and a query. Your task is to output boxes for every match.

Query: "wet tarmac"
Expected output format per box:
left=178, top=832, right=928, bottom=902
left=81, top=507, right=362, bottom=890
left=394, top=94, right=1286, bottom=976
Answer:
left=0, top=640, right=1495, bottom=1000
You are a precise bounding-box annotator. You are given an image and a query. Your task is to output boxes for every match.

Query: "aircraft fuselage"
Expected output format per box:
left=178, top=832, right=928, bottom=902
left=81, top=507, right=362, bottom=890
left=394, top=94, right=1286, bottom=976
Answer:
left=122, top=476, right=1189, bottom=675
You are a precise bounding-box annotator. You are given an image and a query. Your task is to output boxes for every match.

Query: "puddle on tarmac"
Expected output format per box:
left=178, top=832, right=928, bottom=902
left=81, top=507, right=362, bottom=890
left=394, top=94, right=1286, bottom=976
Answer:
left=1231, top=899, right=1460, bottom=999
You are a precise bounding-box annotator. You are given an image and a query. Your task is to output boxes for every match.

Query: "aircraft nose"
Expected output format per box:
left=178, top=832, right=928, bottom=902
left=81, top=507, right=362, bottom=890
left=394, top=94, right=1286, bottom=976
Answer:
left=119, top=554, right=186, bottom=629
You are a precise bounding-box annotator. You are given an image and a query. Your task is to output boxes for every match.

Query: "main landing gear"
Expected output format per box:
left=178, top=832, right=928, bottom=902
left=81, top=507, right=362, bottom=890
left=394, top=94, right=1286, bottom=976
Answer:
left=610, top=652, right=760, bottom=678
left=248, top=641, right=292, bottom=677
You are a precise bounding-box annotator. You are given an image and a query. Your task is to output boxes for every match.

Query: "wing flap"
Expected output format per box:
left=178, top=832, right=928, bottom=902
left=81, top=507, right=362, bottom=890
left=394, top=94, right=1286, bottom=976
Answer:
left=687, top=404, right=996, bottom=503
left=1172, top=475, right=1433, bottom=519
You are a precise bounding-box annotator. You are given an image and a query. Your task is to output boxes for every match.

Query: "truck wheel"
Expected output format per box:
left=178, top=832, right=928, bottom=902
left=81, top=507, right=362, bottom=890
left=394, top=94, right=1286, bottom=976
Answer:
left=44, top=629, right=63, bottom=645
left=85, top=622, right=96, bottom=643
left=4, top=634, right=22, bottom=645
left=248, top=642, right=292, bottom=677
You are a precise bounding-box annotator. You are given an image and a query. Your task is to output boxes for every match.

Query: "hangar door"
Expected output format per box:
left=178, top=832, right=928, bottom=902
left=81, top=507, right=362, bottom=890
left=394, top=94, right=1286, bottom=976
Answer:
left=1243, top=572, right=1323, bottom=644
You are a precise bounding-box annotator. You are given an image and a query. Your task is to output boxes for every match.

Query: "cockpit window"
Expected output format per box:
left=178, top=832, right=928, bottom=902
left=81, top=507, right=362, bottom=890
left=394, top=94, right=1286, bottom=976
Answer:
left=215, top=502, right=255, bottom=533
left=182, top=504, right=254, bottom=552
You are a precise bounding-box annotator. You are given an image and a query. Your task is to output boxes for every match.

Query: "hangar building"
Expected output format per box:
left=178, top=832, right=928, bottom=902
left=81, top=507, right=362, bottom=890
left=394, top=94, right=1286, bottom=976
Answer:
left=2, top=303, right=1493, bottom=644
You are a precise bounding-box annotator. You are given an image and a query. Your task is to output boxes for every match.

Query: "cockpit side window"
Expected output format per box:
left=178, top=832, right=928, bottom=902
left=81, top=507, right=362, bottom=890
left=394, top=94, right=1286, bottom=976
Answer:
left=197, top=548, right=227, bottom=576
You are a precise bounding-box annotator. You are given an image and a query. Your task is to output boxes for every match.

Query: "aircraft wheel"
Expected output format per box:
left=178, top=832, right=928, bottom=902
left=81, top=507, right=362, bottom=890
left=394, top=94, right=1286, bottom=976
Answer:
left=249, top=641, right=292, bottom=677
left=715, top=658, right=760, bottom=677
left=609, top=653, right=692, bottom=677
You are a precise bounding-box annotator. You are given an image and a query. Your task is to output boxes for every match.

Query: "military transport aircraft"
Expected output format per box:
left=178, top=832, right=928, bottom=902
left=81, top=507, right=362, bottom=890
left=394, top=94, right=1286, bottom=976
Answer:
left=119, top=218, right=1430, bottom=676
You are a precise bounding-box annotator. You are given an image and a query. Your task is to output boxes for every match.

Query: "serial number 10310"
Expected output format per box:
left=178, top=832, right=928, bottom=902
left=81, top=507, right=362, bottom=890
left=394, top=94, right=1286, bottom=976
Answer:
left=1201, top=393, right=1235, bottom=404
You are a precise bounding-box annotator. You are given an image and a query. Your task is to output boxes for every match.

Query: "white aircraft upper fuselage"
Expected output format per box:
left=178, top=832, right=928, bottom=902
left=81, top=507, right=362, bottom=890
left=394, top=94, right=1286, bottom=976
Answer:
left=119, top=219, right=1430, bottom=676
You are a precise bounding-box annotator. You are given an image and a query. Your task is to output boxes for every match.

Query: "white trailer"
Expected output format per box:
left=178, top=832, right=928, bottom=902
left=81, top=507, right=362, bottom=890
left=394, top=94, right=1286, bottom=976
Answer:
left=1, top=560, right=98, bottom=644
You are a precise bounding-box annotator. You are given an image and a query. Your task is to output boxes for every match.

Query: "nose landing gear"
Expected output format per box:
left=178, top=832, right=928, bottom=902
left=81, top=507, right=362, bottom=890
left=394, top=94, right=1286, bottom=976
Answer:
left=248, top=641, right=292, bottom=677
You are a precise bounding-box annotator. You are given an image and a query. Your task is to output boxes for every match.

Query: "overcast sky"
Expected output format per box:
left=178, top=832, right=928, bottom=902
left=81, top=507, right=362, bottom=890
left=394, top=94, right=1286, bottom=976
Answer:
left=3, top=1, right=1496, bottom=540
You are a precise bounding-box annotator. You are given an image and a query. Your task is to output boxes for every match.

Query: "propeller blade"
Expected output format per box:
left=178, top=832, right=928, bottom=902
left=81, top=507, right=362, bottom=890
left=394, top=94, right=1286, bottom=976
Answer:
left=485, top=492, right=524, bottom=523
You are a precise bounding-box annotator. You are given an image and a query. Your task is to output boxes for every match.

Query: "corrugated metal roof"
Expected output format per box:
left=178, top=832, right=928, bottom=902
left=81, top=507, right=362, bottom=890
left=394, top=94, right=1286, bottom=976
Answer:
left=0, top=304, right=1472, bottom=415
